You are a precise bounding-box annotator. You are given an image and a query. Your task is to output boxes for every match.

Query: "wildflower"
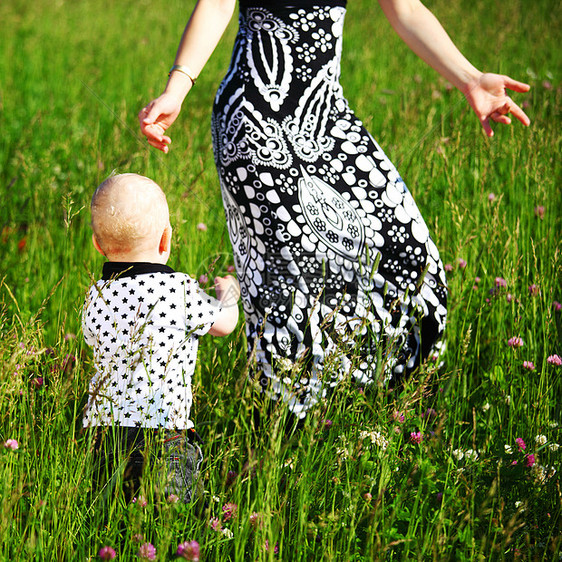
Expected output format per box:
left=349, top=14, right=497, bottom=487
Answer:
left=507, top=336, right=524, bottom=348
left=133, top=496, right=148, bottom=508
left=525, top=454, right=536, bottom=468
left=64, top=332, right=76, bottom=341
left=548, top=443, right=560, bottom=452
left=482, top=403, right=491, bottom=412
left=474, top=277, right=481, bottom=283
left=523, top=361, right=535, bottom=371
left=177, top=540, right=200, bottom=561
left=31, top=377, right=44, bottom=388
left=436, top=492, right=443, bottom=503
left=554, top=301, right=562, bottom=312
left=132, top=534, right=144, bottom=544
left=198, top=274, right=208, bottom=285
left=363, top=492, right=372, bottom=502
left=226, top=470, right=237, bottom=486
left=221, top=527, right=234, bottom=539
left=528, top=284, right=539, bottom=296
left=422, top=408, right=437, bottom=419
left=4, top=439, right=18, bottom=450
left=505, top=395, right=511, bottom=406
left=249, top=511, right=263, bottom=529
left=444, top=264, right=453, bottom=272
left=515, top=438, right=526, bottom=451
left=222, top=502, right=238, bottom=522
left=457, top=258, right=467, bottom=269
left=98, top=546, right=117, bottom=560
left=488, top=193, right=496, bottom=202
left=410, top=432, right=423, bottom=444
left=495, top=277, right=507, bottom=288
left=465, top=449, right=479, bottom=462
left=392, top=411, right=405, bottom=423
left=515, top=500, right=524, bottom=510
left=535, top=434, right=547, bottom=446
left=137, top=542, right=156, bottom=561
left=504, top=444, right=513, bottom=455
left=547, top=354, right=562, bottom=366
left=506, top=293, right=513, bottom=303
left=208, top=517, right=222, bottom=532
left=360, top=429, right=389, bottom=450
left=322, top=418, right=333, bottom=429
left=196, top=222, right=207, bottom=231
left=452, top=449, right=464, bottom=461
left=534, top=205, right=545, bottom=219
left=167, top=494, right=179, bottom=504
left=264, top=540, right=279, bottom=555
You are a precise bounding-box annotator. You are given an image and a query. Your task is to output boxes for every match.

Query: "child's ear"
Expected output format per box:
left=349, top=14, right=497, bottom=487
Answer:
left=159, top=225, right=172, bottom=255
left=92, top=234, right=106, bottom=256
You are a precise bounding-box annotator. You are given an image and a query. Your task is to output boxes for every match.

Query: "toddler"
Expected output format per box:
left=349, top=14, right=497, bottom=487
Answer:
left=82, top=172, right=240, bottom=504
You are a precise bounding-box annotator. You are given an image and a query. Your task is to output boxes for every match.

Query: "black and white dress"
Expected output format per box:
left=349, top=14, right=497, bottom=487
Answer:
left=212, top=0, right=447, bottom=417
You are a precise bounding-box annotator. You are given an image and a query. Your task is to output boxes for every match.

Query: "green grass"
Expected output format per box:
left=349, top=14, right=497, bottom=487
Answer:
left=0, top=0, right=561, bottom=559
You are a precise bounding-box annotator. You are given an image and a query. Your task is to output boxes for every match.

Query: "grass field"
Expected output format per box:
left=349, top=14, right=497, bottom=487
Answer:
left=0, top=0, right=561, bottom=559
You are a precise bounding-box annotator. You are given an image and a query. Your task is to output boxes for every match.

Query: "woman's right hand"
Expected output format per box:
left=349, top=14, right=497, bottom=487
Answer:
left=138, top=93, right=183, bottom=153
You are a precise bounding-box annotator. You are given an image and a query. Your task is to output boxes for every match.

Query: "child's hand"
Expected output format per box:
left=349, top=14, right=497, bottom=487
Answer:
left=214, top=275, right=240, bottom=307
left=208, top=275, right=241, bottom=337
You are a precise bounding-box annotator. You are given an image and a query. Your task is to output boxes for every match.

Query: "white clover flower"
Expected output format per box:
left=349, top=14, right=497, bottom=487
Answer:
left=531, top=464, right=547, bottom=485
left=548, top=421, right=558, bottom=428
left=482, top=403, right=491, bottom=412
left=548, top=443, right=560, bottom=452
left=221, top=527, right=234, bottom=539
left=452, top=449, right=464, bottom=461
left=283, top=455, right=295, bottom=469
left=515, top=501, right=525, bottom=510
left=504, top=444, right=513, bottom=455
left=336, top=446, right=350, bottom=459
left=505, top=395, right=511, bottom=405
left=535, top=434, right=547, bottom=446
left=360, top=430, right=389, bottom=450
left=212, top=495, right=220, bottom=503
left=465, top=449, right=479, bottom=462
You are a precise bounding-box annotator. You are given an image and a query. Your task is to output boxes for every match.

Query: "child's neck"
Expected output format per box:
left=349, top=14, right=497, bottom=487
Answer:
left=105, top=249, right=169, bottom=265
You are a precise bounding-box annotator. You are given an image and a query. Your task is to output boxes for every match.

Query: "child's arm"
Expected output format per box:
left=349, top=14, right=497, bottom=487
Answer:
left=208, top=275, right=241, bottom=337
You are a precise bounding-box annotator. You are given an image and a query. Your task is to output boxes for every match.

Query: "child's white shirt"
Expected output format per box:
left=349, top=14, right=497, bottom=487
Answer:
left=82, top=262, right=221, bottom=430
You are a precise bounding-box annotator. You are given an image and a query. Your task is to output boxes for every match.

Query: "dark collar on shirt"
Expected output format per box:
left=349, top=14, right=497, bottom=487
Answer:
left=102, top=262, right=176, bottom=280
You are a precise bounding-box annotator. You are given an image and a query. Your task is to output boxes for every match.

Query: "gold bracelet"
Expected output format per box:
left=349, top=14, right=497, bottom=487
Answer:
left=168, top=64, right=197, bottom=85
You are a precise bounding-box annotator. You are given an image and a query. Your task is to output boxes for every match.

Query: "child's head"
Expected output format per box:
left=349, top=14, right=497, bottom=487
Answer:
left=91, top=173, right=171, bottom=262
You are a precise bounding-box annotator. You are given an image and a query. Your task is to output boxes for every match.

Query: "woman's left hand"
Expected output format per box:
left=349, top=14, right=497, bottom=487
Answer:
left=464, top=73, right=531, bottom=137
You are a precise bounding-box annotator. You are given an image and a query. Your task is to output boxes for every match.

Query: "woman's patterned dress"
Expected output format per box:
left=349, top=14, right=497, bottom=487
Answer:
left=212, top=0, right=447, bottom=417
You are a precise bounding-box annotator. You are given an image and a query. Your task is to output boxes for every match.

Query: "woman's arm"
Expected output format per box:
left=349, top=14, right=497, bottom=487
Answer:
left=139, top=0, right=237, bottom=152
left=378, top=0, right=530, bottom=136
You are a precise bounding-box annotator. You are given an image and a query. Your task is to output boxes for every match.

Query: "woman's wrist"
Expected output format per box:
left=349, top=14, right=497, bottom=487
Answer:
left=458, top=69, right=484, bottom=97
left=164, top=71, right=192, bottom=102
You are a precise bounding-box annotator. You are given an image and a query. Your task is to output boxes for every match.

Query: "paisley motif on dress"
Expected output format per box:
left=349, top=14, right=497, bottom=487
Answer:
left=212, top=2, right=448, bottom=417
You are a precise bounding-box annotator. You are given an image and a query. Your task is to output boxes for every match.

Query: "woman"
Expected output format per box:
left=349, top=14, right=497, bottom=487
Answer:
left=140, top=0, right=530, bottom=418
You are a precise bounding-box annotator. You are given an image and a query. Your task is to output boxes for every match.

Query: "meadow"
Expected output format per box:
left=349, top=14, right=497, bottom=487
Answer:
left=0, top=0, right=561, bottom=559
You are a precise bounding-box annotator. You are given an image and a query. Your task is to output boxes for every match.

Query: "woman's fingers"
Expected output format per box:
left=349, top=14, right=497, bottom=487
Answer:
left=480, top=117, right=494, bottom=137
left=503, top=76, right=531, bottom=93
left=490, top=112, right=512, bottom=125
left=508, top=101, right=531, bottom=127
